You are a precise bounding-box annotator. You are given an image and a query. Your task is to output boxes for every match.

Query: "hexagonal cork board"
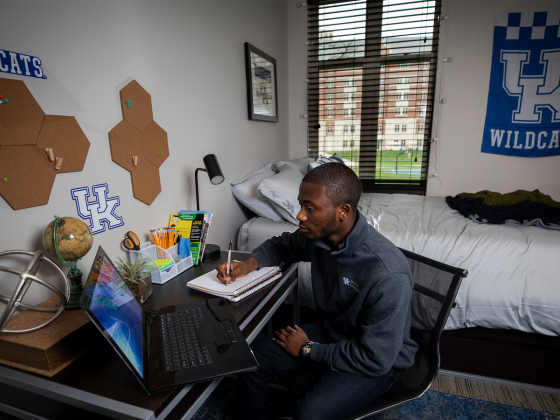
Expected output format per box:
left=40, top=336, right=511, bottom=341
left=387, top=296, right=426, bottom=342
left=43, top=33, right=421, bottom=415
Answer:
left=120, top=80, right=153, bottom=132
left=0, top=78, right=45, bottom=146
left=109, top=120, right=144, bottom=172
left=36, top=116, right=91, bottom=173
left=131, top=159, right=161, bottom=205
left=142, top=121, right=169, bottom=168
left=110, top=80, right=169, bottom=205
left=0, top=145, right=57, bottom=210
left=0, top=78, right=90, bottom=210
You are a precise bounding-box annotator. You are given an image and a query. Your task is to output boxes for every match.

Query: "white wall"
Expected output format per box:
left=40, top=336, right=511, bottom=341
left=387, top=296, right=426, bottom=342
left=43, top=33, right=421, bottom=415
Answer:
left=286, top=0, right=560, bottom=200
left=427, top=0, right=560, bottom=199
left=0, top=1, right=289, bottom=309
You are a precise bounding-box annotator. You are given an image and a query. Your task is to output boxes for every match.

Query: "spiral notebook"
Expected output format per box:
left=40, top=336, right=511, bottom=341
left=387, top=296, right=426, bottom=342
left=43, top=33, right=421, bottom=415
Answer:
left=187, top=267, right=281, bottom=302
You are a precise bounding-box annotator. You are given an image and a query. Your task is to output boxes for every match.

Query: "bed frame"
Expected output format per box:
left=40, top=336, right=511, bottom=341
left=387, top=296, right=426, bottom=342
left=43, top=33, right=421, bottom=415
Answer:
left=440, top=327, right=560, bottom=390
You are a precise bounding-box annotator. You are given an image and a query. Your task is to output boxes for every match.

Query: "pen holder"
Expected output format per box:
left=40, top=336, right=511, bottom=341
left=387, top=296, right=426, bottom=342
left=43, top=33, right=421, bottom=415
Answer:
left=129, top=242, right=193, bottom=285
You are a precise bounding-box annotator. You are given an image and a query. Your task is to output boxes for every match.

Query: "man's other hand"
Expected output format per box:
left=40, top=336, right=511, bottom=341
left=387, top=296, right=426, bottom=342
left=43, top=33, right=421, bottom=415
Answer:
left=216, top=256, right=259, bottom=285
left=273, top=325, right=309, bottom=357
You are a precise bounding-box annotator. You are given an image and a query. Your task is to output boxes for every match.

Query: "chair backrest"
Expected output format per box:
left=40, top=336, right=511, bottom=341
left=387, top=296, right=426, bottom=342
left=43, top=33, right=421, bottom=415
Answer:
left=348, top=248, right=467, bottom=420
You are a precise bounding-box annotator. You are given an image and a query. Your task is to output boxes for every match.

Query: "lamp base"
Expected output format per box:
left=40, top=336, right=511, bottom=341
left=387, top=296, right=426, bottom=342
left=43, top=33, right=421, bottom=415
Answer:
left=203, top=244, right=221, bottom=260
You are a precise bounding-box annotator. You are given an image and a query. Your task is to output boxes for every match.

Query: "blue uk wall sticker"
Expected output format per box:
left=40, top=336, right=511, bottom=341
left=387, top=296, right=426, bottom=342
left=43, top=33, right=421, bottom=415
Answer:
left=482, top=11, right=560, bottom=158
left=71, top=184, right=124, bottom=235
left=0, top=49, right=46, bottom=79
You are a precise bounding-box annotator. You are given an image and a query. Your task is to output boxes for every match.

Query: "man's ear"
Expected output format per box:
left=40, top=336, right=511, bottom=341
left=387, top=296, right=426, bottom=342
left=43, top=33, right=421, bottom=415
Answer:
left=338, top=203, right=351, bottom=221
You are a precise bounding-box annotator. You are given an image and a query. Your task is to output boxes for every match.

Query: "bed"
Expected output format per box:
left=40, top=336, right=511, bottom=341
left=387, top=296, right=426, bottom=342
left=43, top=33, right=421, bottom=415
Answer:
left=238, top=193, right=560, bottom=336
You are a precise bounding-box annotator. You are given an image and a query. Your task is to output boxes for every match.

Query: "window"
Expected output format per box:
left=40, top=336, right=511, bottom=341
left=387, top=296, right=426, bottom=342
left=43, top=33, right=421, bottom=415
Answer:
left=327, top=126, right=333, bottom=134
left=308, top=0, right=440, bottom=193
left=401, top=139, right=406, bottom=147
left=423, top=62, right=428, bottom=69
left=395, top=124, right=400, bottom=132
left=350, top=140, right=355, bottom=147
left=328, top=94, right=333, bottom=102
left=418, top=124, right=424, bottom=133
left=343, top=125, right=349, bottom=133
left=421, top=91, right=426, bottom=100
left=327, top=109, right=333, bottom=117
left=396, top=92, right=402, bottom=100
left=417, top=139, right=423, bottom=146
left=402, top=124, right=407, bottom=132
left=343, top=140, right=348, bottom=147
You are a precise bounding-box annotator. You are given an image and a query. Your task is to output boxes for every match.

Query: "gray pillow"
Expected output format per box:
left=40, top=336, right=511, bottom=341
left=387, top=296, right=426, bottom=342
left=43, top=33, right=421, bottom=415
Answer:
left=272, top=157, right=314, bottom=175
left=231, top=165, right=284, bottom=222
left=258, top=164, right=303, bottom=225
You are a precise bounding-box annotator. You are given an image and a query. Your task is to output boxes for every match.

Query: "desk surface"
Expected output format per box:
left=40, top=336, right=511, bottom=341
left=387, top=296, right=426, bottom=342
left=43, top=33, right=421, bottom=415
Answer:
left=0, top=251, right=298, bottom=420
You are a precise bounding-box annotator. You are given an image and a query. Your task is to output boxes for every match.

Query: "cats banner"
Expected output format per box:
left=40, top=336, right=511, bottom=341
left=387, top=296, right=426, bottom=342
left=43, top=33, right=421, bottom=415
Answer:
left=482, top=11, right=560, bottom=157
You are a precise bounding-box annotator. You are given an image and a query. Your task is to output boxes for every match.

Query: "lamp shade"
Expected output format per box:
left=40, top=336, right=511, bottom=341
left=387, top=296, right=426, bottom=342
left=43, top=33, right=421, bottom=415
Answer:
left=203, top=154, right=224, bottom=185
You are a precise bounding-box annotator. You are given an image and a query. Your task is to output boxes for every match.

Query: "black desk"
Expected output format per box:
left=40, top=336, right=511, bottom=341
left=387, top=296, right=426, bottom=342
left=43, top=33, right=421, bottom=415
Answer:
left=0, top=251, right=298, bottom=420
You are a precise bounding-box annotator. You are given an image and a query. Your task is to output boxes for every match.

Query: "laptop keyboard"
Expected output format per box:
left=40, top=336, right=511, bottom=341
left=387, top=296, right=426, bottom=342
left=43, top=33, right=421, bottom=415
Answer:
left=160, top=308, right=213, bottom=372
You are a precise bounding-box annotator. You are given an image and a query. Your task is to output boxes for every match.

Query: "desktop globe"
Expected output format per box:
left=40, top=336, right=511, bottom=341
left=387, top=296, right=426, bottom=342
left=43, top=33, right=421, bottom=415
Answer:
left=42, top=216, right=93, bottom=309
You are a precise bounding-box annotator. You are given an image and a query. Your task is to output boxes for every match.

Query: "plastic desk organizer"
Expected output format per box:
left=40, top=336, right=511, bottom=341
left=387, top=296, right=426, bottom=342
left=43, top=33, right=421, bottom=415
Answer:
left=129, top=242, right=193, bottom=285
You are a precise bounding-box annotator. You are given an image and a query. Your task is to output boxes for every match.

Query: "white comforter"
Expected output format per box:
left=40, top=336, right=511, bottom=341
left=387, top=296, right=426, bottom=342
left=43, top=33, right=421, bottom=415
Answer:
left=358, top=194, right=560, bottom=336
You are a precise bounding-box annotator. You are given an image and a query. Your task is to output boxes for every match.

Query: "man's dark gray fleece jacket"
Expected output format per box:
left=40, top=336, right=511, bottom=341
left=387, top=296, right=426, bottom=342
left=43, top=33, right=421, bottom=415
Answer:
left=252, top=211, right=418, bottom=377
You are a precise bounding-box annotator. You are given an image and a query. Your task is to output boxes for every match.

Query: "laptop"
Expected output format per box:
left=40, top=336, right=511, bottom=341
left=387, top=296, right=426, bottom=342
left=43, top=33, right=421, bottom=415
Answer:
left=79, top=246, right=259, bottom=394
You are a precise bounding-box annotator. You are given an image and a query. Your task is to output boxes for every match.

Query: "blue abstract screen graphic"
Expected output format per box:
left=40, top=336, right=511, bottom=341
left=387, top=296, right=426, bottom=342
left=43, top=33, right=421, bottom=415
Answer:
left=482, top=11, right=560, bottom=157
left=84, top=255, right=144, bottom=377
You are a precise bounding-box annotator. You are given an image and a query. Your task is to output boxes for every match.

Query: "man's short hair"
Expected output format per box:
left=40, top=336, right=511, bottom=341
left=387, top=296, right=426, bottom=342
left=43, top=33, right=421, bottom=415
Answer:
left=303, top=163, right=362, bottom=211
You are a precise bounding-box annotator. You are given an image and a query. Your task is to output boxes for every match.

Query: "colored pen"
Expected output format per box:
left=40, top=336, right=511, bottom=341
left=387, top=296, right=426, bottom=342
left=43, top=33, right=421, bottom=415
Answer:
left=226, top=240, right=232, bottom=285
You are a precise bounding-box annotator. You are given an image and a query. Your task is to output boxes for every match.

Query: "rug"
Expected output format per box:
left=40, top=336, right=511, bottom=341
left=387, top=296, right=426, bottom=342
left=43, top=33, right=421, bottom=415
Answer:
left=192, top=377, right=560, bottom=420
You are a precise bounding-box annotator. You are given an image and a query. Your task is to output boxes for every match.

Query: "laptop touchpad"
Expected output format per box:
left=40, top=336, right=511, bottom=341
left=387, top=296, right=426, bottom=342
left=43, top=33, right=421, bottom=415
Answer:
left=211, top=323, right=232, bottom=352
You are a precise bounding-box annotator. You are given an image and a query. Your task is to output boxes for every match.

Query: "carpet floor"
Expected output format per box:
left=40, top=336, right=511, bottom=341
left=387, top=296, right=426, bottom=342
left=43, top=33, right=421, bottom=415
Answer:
left=192, top=376, right=560, bottom=420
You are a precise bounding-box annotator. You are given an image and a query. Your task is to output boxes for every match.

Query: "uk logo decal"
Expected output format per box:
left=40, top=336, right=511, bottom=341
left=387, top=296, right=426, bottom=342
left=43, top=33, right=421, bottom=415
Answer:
left=482, top=11, right=560, bottom=157
left=71, top=184, right=124, bottom=234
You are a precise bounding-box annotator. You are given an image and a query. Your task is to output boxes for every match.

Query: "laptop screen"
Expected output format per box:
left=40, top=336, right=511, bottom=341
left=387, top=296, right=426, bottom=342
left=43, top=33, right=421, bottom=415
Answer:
left=81, top=248, right=144, bottom=378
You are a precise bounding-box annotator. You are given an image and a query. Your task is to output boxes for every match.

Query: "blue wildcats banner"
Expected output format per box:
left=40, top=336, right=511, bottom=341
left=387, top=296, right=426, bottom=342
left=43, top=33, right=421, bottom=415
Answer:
left=482, top=11, right=560, bottom=157
left=0, top=49, right=46, bottom=79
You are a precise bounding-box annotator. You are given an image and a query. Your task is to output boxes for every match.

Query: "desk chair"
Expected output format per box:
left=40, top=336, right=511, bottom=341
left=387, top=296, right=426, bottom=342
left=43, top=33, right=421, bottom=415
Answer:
left=275, top=248, right=468, bottom=420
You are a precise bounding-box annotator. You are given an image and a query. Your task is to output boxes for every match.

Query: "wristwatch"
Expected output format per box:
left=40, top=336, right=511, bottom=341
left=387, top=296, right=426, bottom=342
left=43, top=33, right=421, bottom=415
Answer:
left=300, top=341, right=314, bottom=360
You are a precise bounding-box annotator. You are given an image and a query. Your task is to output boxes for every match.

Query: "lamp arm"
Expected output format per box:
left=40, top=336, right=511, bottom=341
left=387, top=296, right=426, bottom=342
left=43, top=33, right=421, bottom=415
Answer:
left=195, top=168, right=207, bottom=211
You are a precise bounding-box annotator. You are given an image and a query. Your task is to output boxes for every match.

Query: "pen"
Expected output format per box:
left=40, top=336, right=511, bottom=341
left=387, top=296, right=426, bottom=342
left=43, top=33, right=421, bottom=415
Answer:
left=226, top=240, right=232, bottom=285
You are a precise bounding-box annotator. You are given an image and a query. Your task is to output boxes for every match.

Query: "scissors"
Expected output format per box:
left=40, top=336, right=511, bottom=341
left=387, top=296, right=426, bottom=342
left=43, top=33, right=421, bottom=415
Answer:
left=123, top=231, right=141, bottom=251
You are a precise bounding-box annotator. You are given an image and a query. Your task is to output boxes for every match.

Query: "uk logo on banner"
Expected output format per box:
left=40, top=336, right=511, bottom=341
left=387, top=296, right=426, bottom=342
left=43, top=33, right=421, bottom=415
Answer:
left=482, top=11, right=560, bottom=157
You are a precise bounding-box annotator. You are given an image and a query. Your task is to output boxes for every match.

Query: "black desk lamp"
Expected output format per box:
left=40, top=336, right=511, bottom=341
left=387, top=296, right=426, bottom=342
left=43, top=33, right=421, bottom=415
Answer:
left=195, top=154, right=224, bottom=259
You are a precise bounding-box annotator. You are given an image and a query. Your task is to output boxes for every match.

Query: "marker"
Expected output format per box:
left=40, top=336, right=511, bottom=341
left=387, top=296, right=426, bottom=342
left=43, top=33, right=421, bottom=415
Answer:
left=226, top=240, right=232, bottom=285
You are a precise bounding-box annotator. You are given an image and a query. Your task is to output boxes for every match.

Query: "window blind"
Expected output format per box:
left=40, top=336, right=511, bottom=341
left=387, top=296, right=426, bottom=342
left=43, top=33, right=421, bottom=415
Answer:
left=307, top=0, right=441, bottom=194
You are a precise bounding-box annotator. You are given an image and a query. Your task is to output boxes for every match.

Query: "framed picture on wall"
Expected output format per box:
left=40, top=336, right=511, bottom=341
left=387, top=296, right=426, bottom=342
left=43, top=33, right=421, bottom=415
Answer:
left=245, top=42, right=278, bottom=122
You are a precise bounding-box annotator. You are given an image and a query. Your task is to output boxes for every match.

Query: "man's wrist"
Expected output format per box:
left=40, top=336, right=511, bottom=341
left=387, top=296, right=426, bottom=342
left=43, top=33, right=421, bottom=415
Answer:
left=300, top=341, right=314, bottom=360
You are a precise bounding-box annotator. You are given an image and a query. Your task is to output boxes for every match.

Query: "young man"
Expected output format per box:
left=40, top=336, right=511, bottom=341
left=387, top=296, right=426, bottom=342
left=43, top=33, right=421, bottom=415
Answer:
left=216, top=163, right=418, bottom=420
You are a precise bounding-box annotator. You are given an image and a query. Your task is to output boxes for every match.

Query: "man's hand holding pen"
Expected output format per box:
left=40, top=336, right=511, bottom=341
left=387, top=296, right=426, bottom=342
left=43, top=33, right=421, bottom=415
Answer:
left=216, top=256, right=259, bottom=285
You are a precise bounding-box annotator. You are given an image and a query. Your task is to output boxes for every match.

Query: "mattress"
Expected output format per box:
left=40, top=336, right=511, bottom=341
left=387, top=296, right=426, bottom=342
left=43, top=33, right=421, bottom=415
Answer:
left=238, top=194, right=560, bottom=335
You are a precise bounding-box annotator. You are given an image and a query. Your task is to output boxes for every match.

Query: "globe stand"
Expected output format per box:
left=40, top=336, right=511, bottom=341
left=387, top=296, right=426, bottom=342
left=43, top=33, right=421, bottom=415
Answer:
left=53, top=216, right=84, bottom=310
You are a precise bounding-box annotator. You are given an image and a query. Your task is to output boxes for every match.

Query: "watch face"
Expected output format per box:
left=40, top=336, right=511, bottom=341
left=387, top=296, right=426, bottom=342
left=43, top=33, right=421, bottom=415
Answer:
left=301, top=342, right=312, bottom=358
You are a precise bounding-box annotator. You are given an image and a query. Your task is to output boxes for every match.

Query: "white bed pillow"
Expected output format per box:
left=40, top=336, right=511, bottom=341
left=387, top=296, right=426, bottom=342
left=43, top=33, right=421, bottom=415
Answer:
left=258, top=164, right=303, bottom=225
left=272, top=157, right=314, bottom=175
left=231, top=165, right=284, bottom=222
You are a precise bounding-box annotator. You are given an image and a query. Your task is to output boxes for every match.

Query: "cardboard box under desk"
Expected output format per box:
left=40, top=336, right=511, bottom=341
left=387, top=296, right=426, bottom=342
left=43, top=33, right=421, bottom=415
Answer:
left=0, top=297, right=100, bottom=377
